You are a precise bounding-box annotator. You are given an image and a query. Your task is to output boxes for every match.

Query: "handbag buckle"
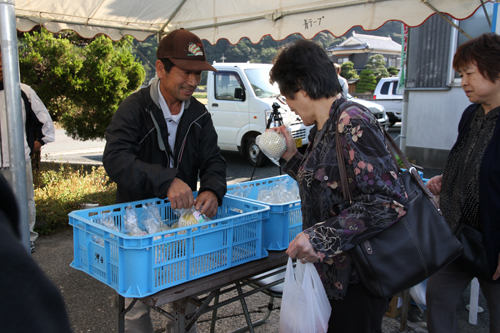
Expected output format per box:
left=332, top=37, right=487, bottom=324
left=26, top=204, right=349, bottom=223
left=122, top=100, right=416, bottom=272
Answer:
left=363, top=240, right=373, bottom=255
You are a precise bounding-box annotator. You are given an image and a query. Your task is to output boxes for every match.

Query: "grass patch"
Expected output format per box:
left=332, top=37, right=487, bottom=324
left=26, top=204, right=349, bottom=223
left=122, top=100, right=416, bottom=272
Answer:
left=33, top=163, right=117, bottom=235
left=193, top=92, right=207, bottom=99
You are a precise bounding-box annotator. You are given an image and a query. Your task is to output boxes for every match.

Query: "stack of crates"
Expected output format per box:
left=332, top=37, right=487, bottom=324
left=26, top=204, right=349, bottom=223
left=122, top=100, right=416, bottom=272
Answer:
left=69, top=195, right=269, bottom=297
left=227, top=175, right=302, bottom=251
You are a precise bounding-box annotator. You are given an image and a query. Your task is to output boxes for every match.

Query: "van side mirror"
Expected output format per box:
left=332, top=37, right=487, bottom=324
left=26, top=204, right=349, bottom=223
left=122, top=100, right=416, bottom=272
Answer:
left=234, top=87, right=245, bottom=101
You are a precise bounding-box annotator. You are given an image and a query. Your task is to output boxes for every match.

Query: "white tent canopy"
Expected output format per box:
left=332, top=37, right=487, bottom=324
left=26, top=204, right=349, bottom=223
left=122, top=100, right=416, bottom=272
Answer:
left=15, top=0, right=483, bottom=43
left=2, top=0, right=492, bottom=251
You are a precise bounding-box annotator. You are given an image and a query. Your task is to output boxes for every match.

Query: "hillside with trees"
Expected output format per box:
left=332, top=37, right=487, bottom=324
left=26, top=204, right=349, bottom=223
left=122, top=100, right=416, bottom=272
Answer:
left=132, top=21, right=401, bottom=85
left=133, top=32, right=346, bottom=85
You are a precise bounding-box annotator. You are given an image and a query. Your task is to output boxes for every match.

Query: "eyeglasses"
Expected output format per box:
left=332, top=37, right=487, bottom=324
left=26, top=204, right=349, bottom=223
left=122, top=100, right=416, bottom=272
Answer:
left=276, top=95, right=287, bottom=105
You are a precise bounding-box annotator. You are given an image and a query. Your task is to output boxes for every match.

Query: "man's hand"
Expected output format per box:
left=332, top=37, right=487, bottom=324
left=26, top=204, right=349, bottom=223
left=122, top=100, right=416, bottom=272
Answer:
left=167, top=178, right=194, bottom=210
left=194, top=191, right=218, bottom=218
left=493, top=253, right=500, bottom=281
left=33, top=141, right=42, bottom=153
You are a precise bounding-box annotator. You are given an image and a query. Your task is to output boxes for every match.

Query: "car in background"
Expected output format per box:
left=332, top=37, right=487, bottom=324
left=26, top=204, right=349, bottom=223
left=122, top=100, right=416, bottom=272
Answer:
left=207, top=62, right=312, bottom=166
left=347, top=94, right=389, bottom=130
left=373, top=77, right=403, bottom=127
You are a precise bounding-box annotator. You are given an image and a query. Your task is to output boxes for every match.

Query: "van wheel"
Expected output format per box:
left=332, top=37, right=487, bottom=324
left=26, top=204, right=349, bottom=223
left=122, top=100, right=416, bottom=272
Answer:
left=246, top=137, right=266, bottom=167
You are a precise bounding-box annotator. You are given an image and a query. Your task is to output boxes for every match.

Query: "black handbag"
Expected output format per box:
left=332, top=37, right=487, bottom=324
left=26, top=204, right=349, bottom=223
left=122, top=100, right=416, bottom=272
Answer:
left=454, top=223, right=499, bottom=283
left=334, top=112, right=463, bottom=298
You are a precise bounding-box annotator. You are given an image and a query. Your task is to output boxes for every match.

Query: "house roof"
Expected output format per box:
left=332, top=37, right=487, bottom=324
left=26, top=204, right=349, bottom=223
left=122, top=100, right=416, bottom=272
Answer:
left=327, top=31, right=402, bottom=55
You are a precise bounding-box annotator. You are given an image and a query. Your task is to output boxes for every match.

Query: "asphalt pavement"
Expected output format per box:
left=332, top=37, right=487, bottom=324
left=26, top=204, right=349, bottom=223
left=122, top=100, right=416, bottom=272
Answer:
left=31, top=125, right=490, bottom=332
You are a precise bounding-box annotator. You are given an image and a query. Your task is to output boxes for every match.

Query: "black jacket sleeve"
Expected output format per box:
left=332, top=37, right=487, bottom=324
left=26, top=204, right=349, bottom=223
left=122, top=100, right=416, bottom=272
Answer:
left=103, top=94, right=178, bottom=202
left=196, top=111, right=227, bottom=205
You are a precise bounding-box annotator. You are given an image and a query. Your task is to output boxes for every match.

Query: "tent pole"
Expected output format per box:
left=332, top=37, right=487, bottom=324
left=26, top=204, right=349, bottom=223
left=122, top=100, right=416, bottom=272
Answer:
left=159, top=0, right=188, bottom=36
left=422, top=1, right=473, bottom=40
left=481, top=0, right=492, bottom=28
left=120, top=34, right=155, bottom=69
left=493, top=1, right=500, bottom=34
left=0, top=0, right=31, bottom=253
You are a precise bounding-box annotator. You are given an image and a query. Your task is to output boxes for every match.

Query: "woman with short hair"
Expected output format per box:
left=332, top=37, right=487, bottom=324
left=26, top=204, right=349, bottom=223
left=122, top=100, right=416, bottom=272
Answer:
left=270, top=39, right=408, bottom=332
left=425, top=32, right=500, bottom=333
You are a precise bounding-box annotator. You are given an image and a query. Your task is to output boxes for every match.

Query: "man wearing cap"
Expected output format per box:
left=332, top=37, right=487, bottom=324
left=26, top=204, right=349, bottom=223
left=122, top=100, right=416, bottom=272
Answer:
left=103, top=28, right=226, bottom=332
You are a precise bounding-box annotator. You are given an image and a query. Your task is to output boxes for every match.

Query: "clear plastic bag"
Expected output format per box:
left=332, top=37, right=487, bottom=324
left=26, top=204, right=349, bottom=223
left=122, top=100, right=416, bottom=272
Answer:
left=175, top=205, right=210, bottom=228
left=139, top=202, right=163, bottom=234
left=279, top=257, right=331, bottom=333
left=124, top=205, right=147, bottom=236
left=230, top=183, right=251, bottom=198
left=93, top=212, right=119, bottom=232
left=256, top=131, right=287, bottom=166
left=256, top=178, right=300, bottom=204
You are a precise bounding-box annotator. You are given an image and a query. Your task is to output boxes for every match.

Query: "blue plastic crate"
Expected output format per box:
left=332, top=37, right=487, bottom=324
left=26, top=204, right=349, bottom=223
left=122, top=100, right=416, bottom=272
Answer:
left=227, top=175, right=302, bottom=251
left=69, top=195, right=269, bottom=298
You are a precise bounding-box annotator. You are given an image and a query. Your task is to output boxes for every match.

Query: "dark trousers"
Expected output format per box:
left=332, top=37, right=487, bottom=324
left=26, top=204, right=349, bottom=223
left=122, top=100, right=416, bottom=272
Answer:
left=328, top=282, right=389, bottom=333
left=426, top=261, right=500, bottom=333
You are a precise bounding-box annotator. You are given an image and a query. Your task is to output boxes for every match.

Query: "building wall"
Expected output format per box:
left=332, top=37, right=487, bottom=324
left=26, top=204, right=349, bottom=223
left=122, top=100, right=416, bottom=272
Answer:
left=407, top=15, right=452, bottom=89
left=405, top=86, right=470, bottom=169
left=403, top=5, right=492, bottom=169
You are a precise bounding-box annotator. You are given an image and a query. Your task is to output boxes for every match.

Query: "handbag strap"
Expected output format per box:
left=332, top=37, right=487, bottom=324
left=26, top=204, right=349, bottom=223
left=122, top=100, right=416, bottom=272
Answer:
left=381, top=129, right=439, bottom=206
left=335, top=120, right=353, bottom=203
left=334, top=104, right=441, bottom=213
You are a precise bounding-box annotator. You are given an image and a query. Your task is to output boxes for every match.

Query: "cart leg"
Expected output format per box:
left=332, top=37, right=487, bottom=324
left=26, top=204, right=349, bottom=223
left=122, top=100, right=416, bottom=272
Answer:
left=231, top=296, right=275, bottom=333
left=210, top=294, right=220, bottom=333
left=117, top=295, right=137, bottom=333
left=173, top=298, right=188, bottom=333
left=118, top=295, right=125, bottom=333
left=399, top=289, right=410, bottom=332
left=236, top=282, right=255, bottom=333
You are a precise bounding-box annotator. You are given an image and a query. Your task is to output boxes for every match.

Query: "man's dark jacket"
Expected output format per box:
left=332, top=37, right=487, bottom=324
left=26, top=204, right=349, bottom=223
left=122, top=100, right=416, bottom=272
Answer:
left=103, top=78, right=227, bottom=204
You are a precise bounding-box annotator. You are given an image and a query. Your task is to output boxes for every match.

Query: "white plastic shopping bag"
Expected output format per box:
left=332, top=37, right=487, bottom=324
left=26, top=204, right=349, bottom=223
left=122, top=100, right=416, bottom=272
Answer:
left=279, top=257, right=331, bottom=333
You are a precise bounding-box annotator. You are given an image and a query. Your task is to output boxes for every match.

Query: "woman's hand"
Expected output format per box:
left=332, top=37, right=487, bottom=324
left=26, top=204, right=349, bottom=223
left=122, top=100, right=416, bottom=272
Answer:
left=494, top=253, right=500, bottom=281
left=426, top=175, right=443, bottom=196
left=286, top=232, right=320, bottom=264
left=269, top=125, right=297, bottom=162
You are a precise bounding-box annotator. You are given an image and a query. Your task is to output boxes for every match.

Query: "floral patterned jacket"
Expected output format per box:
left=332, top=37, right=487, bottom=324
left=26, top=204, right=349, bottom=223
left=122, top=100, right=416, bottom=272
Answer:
left=283, top=98, right=408, bottom=300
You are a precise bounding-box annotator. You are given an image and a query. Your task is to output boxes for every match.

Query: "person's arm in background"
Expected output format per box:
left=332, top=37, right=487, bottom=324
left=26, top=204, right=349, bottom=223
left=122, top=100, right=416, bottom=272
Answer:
left=341, top=76, right=349, bottom=98
left=23, top=85, right=55, bottom=153
left=426, top=175, right=443, bottom=195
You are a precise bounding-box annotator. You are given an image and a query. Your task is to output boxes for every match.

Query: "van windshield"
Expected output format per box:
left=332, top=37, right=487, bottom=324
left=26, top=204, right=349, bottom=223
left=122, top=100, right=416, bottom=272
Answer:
left=244, top=69, right=280, bottom=98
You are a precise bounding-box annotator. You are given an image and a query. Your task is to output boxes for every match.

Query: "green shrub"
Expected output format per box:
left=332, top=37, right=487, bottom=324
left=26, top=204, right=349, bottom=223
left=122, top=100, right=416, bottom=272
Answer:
left=340, top=61, right=359, bottom=80
left=34, top=164, right=117, bottom=234
left=193, top=92, right=207, bottom=99
left=387, top=66, right=399, bottom=76
left=356, top=69, right=377, bottom=93
left=395, top=155, right=417, bottom=169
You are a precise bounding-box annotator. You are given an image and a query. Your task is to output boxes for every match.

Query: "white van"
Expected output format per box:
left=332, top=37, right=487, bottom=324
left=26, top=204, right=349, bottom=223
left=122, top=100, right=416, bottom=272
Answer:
left=207, top=62, right=311, bottom=166
left=373, top=77, right=403, bottom=126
